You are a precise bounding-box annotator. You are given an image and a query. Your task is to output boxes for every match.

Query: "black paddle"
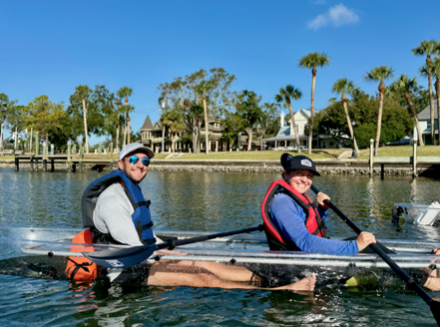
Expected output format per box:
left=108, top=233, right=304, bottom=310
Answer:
left=84, top=225, right=264, bottom=269
left=311, top=184, right=440, bottom=326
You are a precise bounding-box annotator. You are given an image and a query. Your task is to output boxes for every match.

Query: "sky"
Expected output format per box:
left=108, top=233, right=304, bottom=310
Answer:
left=1, top=0, right=439, bottom=143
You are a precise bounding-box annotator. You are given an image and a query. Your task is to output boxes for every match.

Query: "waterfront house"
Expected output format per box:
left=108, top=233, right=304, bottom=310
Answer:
left=140, top=115, right=230, bottom=152
left=416, top=101, right=438, bottom=145
left=264, top=110, right=341, bottom=150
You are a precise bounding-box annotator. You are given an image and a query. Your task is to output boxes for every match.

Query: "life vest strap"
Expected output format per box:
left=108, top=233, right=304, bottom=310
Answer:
left=141, top=221, right=154, bottom=230
left=143, top=237, right=156, bottom=246
left=133, top=200, right=151, bottom=209
left=66, top=257, right=93, bottom=280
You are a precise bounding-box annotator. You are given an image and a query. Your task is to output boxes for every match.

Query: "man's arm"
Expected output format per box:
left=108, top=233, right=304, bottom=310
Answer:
left=269, top=194, right=359, bottom=254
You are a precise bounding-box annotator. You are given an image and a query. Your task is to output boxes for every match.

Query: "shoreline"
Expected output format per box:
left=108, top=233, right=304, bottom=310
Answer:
left=1, top=159, right=439, bottom=177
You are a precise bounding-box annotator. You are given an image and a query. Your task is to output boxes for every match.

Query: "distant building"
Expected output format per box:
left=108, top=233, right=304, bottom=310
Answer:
left=416, top=101, right=438, bottom=145
left=264, top=110, right=341, bottom=150
left=140, top=115, right=231, bottom=152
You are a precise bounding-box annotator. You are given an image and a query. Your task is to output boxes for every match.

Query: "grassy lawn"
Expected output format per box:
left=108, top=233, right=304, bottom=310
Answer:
left=358, top=145, right=440, bottom=159
left=153, top=149, right=346, bottom=161
left=0, top=149, right=348, bottom=161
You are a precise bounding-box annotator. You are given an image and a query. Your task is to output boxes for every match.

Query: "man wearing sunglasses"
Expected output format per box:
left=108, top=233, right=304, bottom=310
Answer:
left=88, top=142, right=155, bottom=246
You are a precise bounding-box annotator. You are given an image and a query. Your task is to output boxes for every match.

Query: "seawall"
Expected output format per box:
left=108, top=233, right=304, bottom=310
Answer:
left=1, top=159, right=439, bottom=177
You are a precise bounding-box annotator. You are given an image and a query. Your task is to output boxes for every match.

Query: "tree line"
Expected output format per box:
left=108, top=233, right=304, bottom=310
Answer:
left=0, top=86, right=137, bottom=153
left=158, top=41, right=438, bottom=155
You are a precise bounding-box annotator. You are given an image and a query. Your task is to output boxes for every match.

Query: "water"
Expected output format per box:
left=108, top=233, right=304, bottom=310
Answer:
left=1, top=168, right=440, bottom=326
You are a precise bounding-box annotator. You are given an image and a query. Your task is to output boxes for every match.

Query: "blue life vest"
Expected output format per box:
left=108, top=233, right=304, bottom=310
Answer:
left=81, top=170, right=156, bottom=246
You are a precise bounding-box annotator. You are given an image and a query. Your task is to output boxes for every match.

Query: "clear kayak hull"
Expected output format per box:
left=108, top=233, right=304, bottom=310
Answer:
left=1, top=227, right=440, bottom=286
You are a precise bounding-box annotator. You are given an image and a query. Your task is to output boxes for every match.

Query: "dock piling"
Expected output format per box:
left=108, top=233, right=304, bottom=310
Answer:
left=14, top=156, right=19, bottom=172
left=413, top=142, right=417, bottom=178
left=369, top=138, right=374, bottom=176
left=79, top=146, right=84, bottom=172
left=35, top=133, right=39, bottom=157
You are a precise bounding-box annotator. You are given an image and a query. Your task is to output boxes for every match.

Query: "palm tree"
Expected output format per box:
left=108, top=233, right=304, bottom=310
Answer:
left=431, top=58, right=440, bottom=146
left=299, top=52, right=330, bottom=154
left=332, top=78, right=360, bottom=156
left=412, top=40, right=440, bottom=145
left=189, top=102, right=204, bottom=153
left=236, top=90, right=264, bottom=151
left=75, top=85, right=92, bottom=153
left=275, top=85, right=302, bottom=150
left=116, top=87, right=133, bottom=145
left=112, top=99, right=123, bottom=151
left=119, top=104, right=134, bottom=147
left=194, top=81, right=212, bottom=154
left=365, top=66, right=394, bottom=156
left=388, top=75, right=424, bottom=146
left=161, top=109, right=184, bottom=152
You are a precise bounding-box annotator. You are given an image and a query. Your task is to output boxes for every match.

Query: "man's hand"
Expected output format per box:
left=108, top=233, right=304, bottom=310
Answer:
left=317, top=192, right=330, bottom=210
left=431, top=248, right=440, bottom=255
left=356, top=232, right=376, bottom=252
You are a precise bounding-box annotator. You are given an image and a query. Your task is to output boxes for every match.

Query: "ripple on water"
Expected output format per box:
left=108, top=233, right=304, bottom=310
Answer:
left=1, top=169, right=440, bottom=326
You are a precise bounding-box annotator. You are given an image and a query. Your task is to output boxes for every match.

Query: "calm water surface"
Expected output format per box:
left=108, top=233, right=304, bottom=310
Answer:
left=1, top=168, right=440, bottom=326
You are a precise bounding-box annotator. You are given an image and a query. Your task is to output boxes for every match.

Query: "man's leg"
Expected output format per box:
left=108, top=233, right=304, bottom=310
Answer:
left=175, top=260, right=261, bottom=283
left=147, top=261, right=315, bottom=291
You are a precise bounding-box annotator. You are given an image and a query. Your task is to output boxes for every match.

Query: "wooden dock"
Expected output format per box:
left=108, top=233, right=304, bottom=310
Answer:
left=12, top=144, right=116, bottom=172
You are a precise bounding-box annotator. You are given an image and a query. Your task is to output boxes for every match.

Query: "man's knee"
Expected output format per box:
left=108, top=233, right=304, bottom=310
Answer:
left=195, top=272, right=220, bottom=287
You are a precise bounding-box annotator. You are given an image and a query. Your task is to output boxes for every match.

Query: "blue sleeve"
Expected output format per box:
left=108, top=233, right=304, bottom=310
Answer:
left=269, top=194, right=359, bottom=255
left=317, top=206, right=328, bottom=221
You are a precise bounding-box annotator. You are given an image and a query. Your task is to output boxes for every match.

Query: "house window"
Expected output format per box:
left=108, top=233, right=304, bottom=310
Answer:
left=428, top=121, right=432, bottom=129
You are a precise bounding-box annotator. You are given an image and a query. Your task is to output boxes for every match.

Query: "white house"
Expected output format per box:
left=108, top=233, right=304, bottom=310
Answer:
left=264, top=109, right=342, bottom=150
left=416, top=101, right=438, bottom=145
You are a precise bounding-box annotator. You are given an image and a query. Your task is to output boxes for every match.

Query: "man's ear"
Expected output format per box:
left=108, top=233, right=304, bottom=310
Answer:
left=118, top=159, right=124, bottom=170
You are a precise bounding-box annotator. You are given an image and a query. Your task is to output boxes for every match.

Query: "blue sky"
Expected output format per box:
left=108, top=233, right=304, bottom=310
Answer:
left=1, top=0, right=439, bottom=143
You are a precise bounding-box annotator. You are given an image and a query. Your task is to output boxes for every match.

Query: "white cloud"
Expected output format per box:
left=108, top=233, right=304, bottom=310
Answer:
left=308, top=4, right=359, bottom=30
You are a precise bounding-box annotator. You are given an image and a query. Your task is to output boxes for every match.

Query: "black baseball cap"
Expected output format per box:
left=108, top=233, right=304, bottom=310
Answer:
left=280, top=153, right=320, bottom=176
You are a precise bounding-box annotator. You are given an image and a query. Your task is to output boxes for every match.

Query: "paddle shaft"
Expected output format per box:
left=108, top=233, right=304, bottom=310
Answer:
left=311, top=185, right=439, bottom=310
left=156, top=225, right=264, bottom=251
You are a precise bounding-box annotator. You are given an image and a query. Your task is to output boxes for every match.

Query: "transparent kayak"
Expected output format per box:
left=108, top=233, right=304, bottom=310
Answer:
left=1, top=227, right=440, bottom=286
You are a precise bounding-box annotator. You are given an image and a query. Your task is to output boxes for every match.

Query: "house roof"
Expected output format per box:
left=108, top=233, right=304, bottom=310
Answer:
left=151, top=122, right=162, bottom=131
left=298, top=109, right=311, bottom=118
left=140, top=115, right=153, bottom=130
left=418, top=101, right=438, bottom=120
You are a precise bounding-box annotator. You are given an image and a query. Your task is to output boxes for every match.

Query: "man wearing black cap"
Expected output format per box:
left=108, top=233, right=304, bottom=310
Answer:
left=262, top=153, right=376, bottom=254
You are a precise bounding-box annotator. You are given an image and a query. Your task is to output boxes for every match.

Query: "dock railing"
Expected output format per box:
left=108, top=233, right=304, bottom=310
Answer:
left=13, top=142, right=118, bottom=173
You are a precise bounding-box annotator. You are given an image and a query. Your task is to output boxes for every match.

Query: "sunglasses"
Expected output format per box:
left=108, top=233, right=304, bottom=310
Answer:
left=128, top=156, right=150, bottom=167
